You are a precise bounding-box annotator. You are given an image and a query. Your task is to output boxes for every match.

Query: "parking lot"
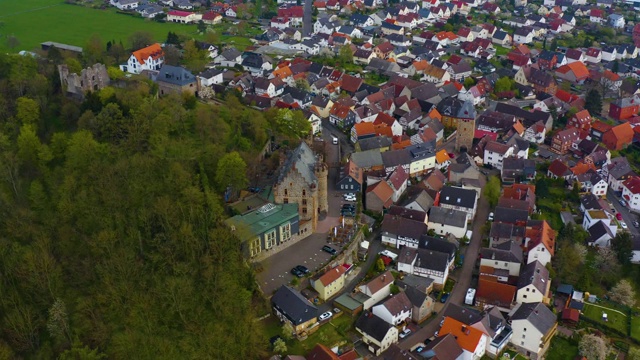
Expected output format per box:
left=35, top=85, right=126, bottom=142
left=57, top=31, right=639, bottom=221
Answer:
left=257, top=121, right=359, bottom=295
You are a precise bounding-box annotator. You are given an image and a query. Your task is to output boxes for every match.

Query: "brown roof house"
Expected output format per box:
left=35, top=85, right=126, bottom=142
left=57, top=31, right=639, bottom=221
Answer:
left=357, top=270, right=395, bottom=310
left=550, top=127, right=580, bottom=154
left=476, top=277, right=516, bottom=312
left=602, top=122, right=634, bottom=150
left=372, top=291, right=413, bottom=326
left=312, top=265, right=347, bottom=301
left=366, top=180, right=394, bottom=213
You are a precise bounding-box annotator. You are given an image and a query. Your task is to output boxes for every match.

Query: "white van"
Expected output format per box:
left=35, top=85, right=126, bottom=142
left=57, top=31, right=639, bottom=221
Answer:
left=465, top=288, right=476, bottom=305
left=332, top=136, right=338, bottom=145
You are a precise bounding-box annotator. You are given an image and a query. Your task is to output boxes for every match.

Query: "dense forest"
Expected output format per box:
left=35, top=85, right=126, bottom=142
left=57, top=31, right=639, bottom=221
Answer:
left=0, top=51, right=297, bottom=358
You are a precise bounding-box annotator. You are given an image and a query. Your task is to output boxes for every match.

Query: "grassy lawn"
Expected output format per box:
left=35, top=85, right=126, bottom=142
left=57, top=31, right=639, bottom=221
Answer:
left=261, top=314, right=353, bottom=355
left=501, top=349, right=528, bottom=360
left=630, top=316, right=640, bottom=341
left=546, top=336, right=579, bottom=360
left=494, top=45, right=510, bottom=56
left=0, top=0, right=202, bottom=52
left=583, top=303, right=628, bottom=334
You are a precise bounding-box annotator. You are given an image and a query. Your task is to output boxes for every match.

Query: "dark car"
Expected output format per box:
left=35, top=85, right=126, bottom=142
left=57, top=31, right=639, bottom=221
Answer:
left=291, top=267, right=304, bottom=277
left=322, top=245, right=337, bottom=255
left=634, top=221, right=640, bottom=228
left=440, top=293, right=450, bottom=303
left=295, top=265, right=310, bottom=274
left=342, top=204, right=355, bottom=210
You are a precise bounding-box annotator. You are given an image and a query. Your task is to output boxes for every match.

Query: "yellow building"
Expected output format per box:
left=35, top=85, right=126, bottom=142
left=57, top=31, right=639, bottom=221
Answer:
left=313, top=266, right=347, bottom=301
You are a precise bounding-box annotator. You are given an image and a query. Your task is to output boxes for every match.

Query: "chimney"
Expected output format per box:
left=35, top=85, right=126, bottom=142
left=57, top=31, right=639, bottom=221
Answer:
left=382, top=274, right=386, bottom=282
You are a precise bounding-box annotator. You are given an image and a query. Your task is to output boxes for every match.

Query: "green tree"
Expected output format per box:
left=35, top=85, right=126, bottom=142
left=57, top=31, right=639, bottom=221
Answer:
left=128, top=31, right=154, bottom=51
left=585, top=89, right=602, bottom=116
left=281, top=322, right=294, bottom=341
left=579, top=334, right=608, bottom=360
left=375, top=257, right=385, bottom=272
left=628, top=347, right=640, bottom=360
left=550, top=38, right=558, bottom=51
left=338, top=45, right=353, bottom=65
left=273, top=109, right=312, bottom=139
left=464, top=77, right=476, bottom=88
left=59, top=339, right=106, bottom=360
left=273, top=338, right=287, bottom=354
left=197, top=20, right=207, bottom=34
left=215, top=151, right=248, bottom=194
left=46, top=298, right=70, bottom=343
left=493, top=76, right=514, bottom=93
left=483, top=176, right=501, bottom=207
left=612, top=232, right=633, bottom=265
left=15, top=97, right=40, bottom=127
left=183, top=40, right=208, bottom=73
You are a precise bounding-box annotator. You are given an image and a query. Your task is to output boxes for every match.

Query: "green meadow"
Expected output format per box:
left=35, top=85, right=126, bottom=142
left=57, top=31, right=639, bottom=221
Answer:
left=0, top=0, right=202, bottom=52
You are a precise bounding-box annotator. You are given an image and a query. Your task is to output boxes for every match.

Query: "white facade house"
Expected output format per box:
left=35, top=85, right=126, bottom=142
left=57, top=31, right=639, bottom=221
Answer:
left=167, top=10, right=200, bottom=24
left=484, top=142, right=514, bottom=170
left=355, top=314, right=399, bottom=356
left=427, top=207, right=468, bottom=238
left=372, top=292, right=413, bottom=326
left=622, top=176, right=640, bottom=212
left=515, top=261, right=549, bottom=304
left=111, top=0, right=139, bottom=10
left=358, top=271, right=394, bottom=310
left=509, top=303, right=557, bottom=360
left=397, top=247, right=454, bottom=288
left=439, top=186, right=478, bottom=221
left=120, top=43, right=164, bottom=74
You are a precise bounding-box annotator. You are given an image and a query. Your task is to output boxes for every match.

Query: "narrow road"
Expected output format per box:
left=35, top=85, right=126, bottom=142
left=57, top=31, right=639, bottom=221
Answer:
left=400, top=188, right=489, bottom=349
left=608, top=189, right=640, bottom=236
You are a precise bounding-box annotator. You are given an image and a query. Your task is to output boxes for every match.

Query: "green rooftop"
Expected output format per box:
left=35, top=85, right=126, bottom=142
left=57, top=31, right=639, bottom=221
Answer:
left=226, top=203, right=299, bottom=239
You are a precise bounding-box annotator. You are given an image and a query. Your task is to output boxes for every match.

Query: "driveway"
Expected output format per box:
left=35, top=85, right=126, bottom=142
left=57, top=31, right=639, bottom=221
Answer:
left=400, top=179, right=490, bottom=350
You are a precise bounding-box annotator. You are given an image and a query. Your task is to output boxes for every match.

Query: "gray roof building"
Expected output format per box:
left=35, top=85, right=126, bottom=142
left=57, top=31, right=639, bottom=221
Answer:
left=509, top=302, right=556, bottom=335
left=428, top=206, right=467, bottom=228
left=271, top=285, right=318, bottom=325
left=157, top=65, right=196, bottom=86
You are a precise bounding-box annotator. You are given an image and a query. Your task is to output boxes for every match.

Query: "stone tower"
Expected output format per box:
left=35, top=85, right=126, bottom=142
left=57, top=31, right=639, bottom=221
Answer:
left=315, top=154, right=329, bottom=214
left=455, top=100, right=477, bottom=152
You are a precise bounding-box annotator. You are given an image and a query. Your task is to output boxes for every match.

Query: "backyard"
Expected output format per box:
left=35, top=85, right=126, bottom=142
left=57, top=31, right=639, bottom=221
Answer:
left=582, top=302, right=629, bottom=335
left=0, top=0, right=203, bottom=52
left=546, top=336, right=579, bottom=360
left=262, top=314, right=354, bottom=355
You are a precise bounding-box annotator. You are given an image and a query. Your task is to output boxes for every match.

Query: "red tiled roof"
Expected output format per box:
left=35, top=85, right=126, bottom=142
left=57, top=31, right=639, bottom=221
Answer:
left=477, top=277, right=516, bottom=308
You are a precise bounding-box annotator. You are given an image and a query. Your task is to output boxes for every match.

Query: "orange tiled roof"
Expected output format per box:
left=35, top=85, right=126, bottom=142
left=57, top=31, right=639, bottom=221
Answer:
left=436, top=149, right=450, bottom=164
left=318, top=265, right=346, bottom=286
left=132, top=43, right=164, bottom=65
left=439, top=317, right=485, bottom=353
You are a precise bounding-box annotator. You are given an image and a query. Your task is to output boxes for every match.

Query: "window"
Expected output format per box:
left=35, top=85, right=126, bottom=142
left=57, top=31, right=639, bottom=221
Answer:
left=341, top=185, right=344, bottom=189
left=524, top=328, right=527, bottom=331
left=523, top=295, right=527, bottom=299
left=302, top=207, right=307, bottom=215
left=521, top=341, right=525, bottom=346
left=283, top=198, right=288, bottom=204
left=265, top=231, right=276, bottom=249
left=302, top=189, right=306, bottom=196
left=495, top=261, right=498, bottom=265
left=281, top=223, right=291, bottom=242
left=284, top=189, right=288, bottom=196
left=302, top=199, right=307, bottom=205
left=522, top=335, right=526, bottom=339
left=250, top=238, right=261, bottom=257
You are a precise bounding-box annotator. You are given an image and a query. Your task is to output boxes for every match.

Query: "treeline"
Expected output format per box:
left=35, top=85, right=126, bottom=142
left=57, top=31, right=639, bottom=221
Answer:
left=0, top=53, right=289, bottom=358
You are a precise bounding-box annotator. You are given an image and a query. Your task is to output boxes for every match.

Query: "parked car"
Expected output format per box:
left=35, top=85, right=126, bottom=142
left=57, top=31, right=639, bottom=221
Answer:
left=295, top=265, right=310, bottom=274
left=322, top=245, right=337, bottom=255
left=342, top=203, right=355, bottom=210
left=399, top=329, right=412, bottom=339
left=617, top=213, right=623, bottom=220
left=440, top=293, right=450, bottom=303
left=488, top=212, right=494, bottom=221
left=415, top=346, right=425, bottom=353
left=633, top=221, right=639, bottom=228
left=344, top=194, right=356, bottom=202
left=291, top=267, right=304, bottom=277
left=621, top=222, right=628, bottom=229
left=318, top=311, right=333, bottom=321
left=343, top=193, right=356, bottom=199
left=620, top=199, right=628, bottom=207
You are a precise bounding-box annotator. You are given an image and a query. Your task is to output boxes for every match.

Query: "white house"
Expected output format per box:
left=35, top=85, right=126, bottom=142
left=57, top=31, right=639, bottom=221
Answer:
left=427, top=206, right=468, bottom=238
left=524, top=220, right=555, bottom=267
left=480, top=242, right=523, bottom=277
left=358, top=271, right=395, bottom=310
left=602, top=46, right=618, bottom=62
left=440, top=317, right=489, bottom=360
left=513, top=27, right=534, bottom=44
left=509, top=302, right=557, bottom=360
left=380, top=215, right=428, bottom=249
left=355, top=313, right=399, bottom=356
left=214, top=48, right=242, bottom=67
left=609, top=14, right=626, bottom=29
left=198, top=68, right=224, bottom=87
left=484, top=141, right=514, bottom=170
left=582, top=209, right=617, bottom=235
left=585, top=48, right=602, bottom=64
left=372, top=292, right=413, bottom=326
left=397, top=247, right=454, bottom=289
left=167, top=10, right=200, bottom=24
left=120, top=43, right=164, bottom=74
left=515, top=261, right=550, bottom=304
left=622, top=176, right=640, bottom=212
left=438, top=186, right=478, bottom=221
left=111, top=0, right=139, bottom=10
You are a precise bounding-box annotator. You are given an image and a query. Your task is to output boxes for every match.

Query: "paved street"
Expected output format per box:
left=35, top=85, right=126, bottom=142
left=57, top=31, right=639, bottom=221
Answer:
left=608, top=189, right=640, bottom=237
left=400, top=179, right=490, bottom=350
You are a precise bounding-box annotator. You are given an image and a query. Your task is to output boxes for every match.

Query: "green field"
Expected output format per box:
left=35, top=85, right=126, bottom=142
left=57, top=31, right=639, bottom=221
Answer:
left=631, top=316, right=640, bottom=341
left=583, top=303, right=629, bottom=334
left=262, top=314, right=353, bottom=355
left=0, top=0, right=202, bottom=52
